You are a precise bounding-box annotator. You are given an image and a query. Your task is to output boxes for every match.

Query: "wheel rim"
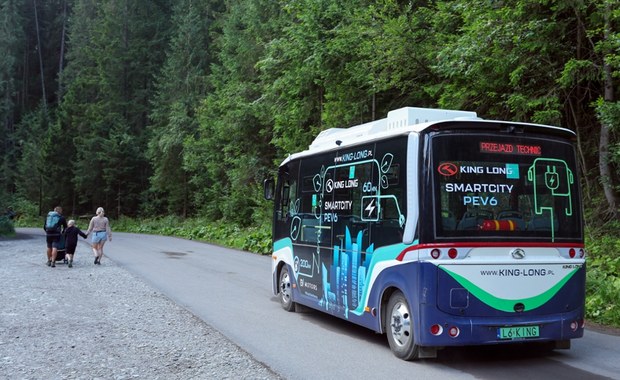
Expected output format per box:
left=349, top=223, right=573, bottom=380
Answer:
left=280, top=270, right=292, bottom=305
left=389, top=301, right=412, bottom=348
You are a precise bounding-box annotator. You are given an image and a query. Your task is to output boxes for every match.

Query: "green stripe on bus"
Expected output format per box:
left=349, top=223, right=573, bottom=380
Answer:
left=440, top=267, right=580, bottom=312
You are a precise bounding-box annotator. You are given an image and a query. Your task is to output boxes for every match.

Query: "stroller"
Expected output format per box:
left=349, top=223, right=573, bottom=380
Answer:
left=54, top=233, right=69, bottom=264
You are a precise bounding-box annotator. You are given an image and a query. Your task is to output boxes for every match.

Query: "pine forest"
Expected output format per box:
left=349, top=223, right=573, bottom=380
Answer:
left=0, top=0, right=619, bottom=230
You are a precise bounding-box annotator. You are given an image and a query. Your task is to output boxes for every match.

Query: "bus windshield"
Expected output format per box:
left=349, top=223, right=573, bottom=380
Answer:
left=432, top=132, right=582, bottom=242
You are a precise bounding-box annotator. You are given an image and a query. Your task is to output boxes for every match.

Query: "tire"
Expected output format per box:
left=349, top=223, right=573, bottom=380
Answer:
left=385, top=291, right=419, bottom=360
left=279, top=266, right=295, bottom=312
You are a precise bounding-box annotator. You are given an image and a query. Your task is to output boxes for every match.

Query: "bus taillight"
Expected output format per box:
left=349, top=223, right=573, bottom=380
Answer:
left=430, top=249, right=441, bottom=259
left=579, top=248, right=585, bottom=258
left=570, top=321, right=579, bottom=332
left=448, top=248, right=458, bottom=259
left=448, top=326, right=460, bottom=338
left=430, top=324, right=443, bottom=336
left=569, top=248, right=576, bottom=258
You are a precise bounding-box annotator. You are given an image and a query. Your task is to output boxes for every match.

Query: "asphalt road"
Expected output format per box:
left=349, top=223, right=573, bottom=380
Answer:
left=57, top=230, right=620, bottom=379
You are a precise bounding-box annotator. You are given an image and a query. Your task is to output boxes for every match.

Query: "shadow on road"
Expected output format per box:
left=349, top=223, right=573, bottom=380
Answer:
left=283, top=303, right=611, bottom=379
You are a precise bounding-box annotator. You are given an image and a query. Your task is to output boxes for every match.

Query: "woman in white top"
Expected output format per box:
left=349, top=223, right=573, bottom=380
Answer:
left=86, top=207, right=112, bottom=265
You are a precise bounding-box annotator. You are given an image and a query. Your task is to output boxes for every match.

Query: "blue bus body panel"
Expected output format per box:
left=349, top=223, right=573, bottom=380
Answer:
left=414, top=261, right=585, bottom=346
left=278, top=254, right=585, bottom=347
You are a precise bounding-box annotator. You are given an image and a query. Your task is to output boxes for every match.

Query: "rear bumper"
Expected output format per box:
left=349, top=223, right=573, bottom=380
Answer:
left=416, top=305, right=585, bottom=347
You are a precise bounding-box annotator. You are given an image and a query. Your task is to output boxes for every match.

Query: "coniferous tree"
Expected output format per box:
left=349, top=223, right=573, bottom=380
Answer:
left=60, top=0, right=172, bottom=216
left=256, top=0, right=434, bottom=156
left=58, top=0, right=104, bottom=213
left=6, top=0, right=75, bottom=214
left=147, top=0, right=218, bottom=217
left=0, top=0, right=24, bottom=202
left=590, top=0, right=620, bottom=217
left=13, top=108, right=49, bottom=214
left=186, top=0, right=280, bottom=223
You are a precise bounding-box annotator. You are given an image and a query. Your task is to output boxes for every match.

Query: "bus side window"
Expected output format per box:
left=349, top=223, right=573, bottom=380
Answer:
left=276, top=162, right=299, bottom=223
left=281, top=183, right=290, bottom=213
left=368, top=140, right=407, bottom=247
left=282, top=180, right=298, bottom=218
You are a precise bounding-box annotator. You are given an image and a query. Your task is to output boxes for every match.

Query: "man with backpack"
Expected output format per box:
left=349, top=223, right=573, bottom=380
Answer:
left=44, top=206, right=67, bottom=267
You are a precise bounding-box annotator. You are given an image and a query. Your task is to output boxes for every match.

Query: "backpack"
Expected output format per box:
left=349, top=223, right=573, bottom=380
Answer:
left=45, top=211, right=61, bottom=232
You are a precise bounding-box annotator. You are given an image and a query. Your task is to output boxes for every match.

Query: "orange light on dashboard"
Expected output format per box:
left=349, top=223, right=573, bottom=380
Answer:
left=480, top=219, right=515, bottom=231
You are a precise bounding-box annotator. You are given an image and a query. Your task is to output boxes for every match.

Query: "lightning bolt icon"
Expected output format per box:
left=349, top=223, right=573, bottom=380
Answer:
left=365, top=199, right=376, bottom=217
left=545, top=166, right=559, bottom=190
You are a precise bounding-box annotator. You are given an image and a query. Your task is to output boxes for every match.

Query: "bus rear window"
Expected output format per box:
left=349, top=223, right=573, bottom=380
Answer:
left=432, top=133, right=582, bottom=242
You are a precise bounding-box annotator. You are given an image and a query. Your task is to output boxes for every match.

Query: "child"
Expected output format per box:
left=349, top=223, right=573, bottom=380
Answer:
left=64, top=220, right=88, bottom=267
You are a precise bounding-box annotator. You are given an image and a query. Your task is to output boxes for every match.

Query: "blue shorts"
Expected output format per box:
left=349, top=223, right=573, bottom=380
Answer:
left=46, top=235, right=61, bottom=249
left=92, top=231, right=107, bottom=244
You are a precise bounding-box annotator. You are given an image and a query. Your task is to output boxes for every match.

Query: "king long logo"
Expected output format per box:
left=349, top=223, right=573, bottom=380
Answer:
left=438, top=162, right=458, bottom=177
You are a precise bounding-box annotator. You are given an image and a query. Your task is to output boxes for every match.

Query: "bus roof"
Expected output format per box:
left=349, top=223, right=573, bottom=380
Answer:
left=280, top=107, right=574, bottom=165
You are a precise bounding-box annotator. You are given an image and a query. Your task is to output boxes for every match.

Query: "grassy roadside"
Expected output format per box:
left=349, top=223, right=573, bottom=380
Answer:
left=112, top=216, right=272, bottom=255
left=12, top=214, right=272, bottom=255
left=583, top=231, right=620, bottom=328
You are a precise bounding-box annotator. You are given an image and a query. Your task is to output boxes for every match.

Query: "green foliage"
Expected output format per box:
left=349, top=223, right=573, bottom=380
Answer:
left=240, top=225, right=272, bottom=255
left=186, top=0, right=279, bottom=224
left=0, top=216, right=14, bottom=236
left=146, top=0, right=216, bottom=217
left=9, top=197, right=39, bottom=223
left=596, top=99, right=620, bottom=133
left=433, top=0, right=572, bottom=121
left=0, top=0, right=23, bottom=202
left=585, top=231, right=620, bottom=327
left=12, top=108, right=49, bottom=209
left=595, top=100, right=620, bottom=174
left=0, top=191, right=16, bottom=236
left=113, top=215, right=273, bottom=255
left=57, top=0, right=173, bottom=216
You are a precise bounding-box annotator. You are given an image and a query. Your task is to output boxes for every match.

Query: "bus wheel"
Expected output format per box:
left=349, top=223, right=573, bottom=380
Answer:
left=386, top=291, right=419, bottom=360
left=279, top=266, right=295, bottom=312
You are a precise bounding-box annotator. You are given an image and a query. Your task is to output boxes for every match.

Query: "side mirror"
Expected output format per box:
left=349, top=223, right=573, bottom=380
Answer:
left=264, top=178, right=275, bottom=200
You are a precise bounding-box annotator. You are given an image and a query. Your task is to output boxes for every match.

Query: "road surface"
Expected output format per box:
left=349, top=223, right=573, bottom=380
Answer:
left=74, top=231, right=620, bottom=379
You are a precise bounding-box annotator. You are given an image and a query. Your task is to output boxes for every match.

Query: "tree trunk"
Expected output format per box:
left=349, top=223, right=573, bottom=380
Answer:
left=57, top=0, right=68, bottom=101
left=33, top=0, right=47, bottom=112
left=599, top=2, right=619, bottom=218
left=117, top=182, right=121, bottom=218
left=573, top=108, right=591, bottom=201
left=38, top=173, right=42, bottom=217
left=599, top=121, right=617, bottom=216
left=21, top=42, right=28, bottom=109
left=569, top=4, right=592, bottom=201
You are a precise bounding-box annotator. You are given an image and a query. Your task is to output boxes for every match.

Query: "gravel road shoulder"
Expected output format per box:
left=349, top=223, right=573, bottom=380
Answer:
left=0, top=230, right=281, bottom=380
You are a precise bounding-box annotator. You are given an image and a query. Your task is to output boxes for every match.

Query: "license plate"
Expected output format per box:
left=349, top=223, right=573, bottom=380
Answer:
left=497, top=325, right=540, bottom=340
